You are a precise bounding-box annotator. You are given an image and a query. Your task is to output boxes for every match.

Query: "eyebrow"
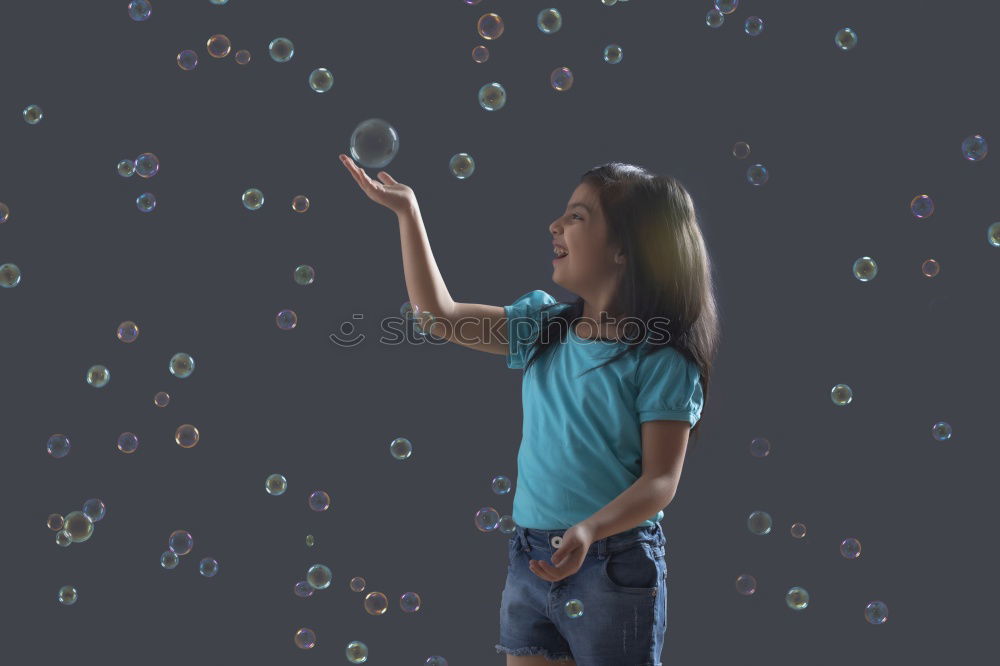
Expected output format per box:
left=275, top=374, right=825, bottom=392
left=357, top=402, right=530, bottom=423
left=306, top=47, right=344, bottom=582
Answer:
left=568, top=202, right=592, bottom=214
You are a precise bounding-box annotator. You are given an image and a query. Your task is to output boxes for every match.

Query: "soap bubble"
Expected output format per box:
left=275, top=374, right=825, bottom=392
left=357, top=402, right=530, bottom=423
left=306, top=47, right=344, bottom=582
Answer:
left=86, top=365, right=110, bottom=388
left=135, top=152, right=159, bottom=177
left=307, top=564, right=332, bottom=589
left=207, top=34, right=231, bottom=58
left=294, top=628, right=316, bottom=649
left=0, top=263, right=21, bottom=288
left=835, top=27, right=858, bottom=51
left=47, top=434, right=71, bottom=458
left=242, top=188, right=264, bottom=210
left=449, top=153, right=475, bottom=179
left=117, top=160, right=136, bottom=177
left=117, top=431, right=139, bottom=454
left=82, top=498, right=105, bottom=523
left=308, top=491, right=331, bottom=512
left=472, top=45, right=489, bottom=63
left=550, top=67, right=574, bottom=91
left=175, top=424, right=200, bottom=448
left=57, top=585, right=78, bottom=605
left=177, top=50, right=198, bottom=70
left=63, top=511, right=94, bottom=543
left=603, top=44, right=623, bottom=64
left=117, top=321, right=139, bottom=343
left=348, top=118, right=400, bottom=169
left=127, top=0, right=152, bottom=21
left=276, top=309, right=298, bottom=330
left=961, top=134, right=988, bottom=161
left=160, top=550, right=179, bottom=569
left=23, top=104, right=43, bottom=124
left=293, top=265, right=315, bottom=285
left=478, top=82, right=507, bottom=111
left=265, top=473, right=287, bottom=495
left=269, top=37, right=294, bottom=62
left=153, top=391, right=170, bottom=407
left=309, top=68, right=334, bottom=92
left=136, top=193, right=156, bottom=212
left=291, top=195, right=309, bottom=212
left=169, top=352, right=195, bottom=378
left=234, top=49, right=251, bottom=65
left=745, top=16, right=765, bottom=36
left=537, top=8, right=561, bottom=34
left=478, top=13, right=504, bottom=39
left=168, top=529, right=193, bottom=556
left=199, top=557, right=219, bottom=577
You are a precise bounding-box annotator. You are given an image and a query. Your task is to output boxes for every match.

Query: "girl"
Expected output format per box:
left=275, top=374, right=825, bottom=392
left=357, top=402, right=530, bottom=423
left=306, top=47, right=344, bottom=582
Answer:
left=339, top=154, right=721, bottom=666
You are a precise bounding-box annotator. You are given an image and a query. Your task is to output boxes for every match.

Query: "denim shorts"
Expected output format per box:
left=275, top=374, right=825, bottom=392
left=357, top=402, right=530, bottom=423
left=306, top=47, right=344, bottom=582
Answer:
left=495, top=522, right=667, bottom=665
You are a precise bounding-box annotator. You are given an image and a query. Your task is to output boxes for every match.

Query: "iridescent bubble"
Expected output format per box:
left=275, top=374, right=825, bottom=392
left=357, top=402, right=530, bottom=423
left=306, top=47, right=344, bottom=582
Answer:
left=449, top=152, right=476, bottom=179
left=706, top=9, right=724, bottom=28
left=790, top=522, right=807, bottom=539
left=117, top=431, right=139, bottom=454
left=207, top=34, right=231, bottom=58
left=348, top=118, right=400, bottom=169
left=291, top=195, right=309, bottom=212
left=744, top=16, right=764, bottom=36
left=57, top=585, right=78, bottom=605
left=921, top=258, right=940, bottom=278
left=307, top=564, right=332, bottom=589
left=840, top=537, right=862, bottom=559
left=550, top=67, right=573, bottom=92
left=785, top=586, right=810, bottom=610
left=293, top=265, right=315, bottom=285
left=308, top=491, right=331, bottom=512
left=602, top=0, right=618, bottom=5
left=175, top=424, right=200, bottom=448
left=478, top=82, right=507, bottom=111
left=732, top=141, right=750, bottom=159
left=136, top=192, right=156, bottom=213
left=309, top=68, right=334, bottom=93
left=714, top=0, right=739, bottom=14
left=961, top=134, right=988, bottom=161
left=294, top=628, right=316, bottom=649
left=363, top=592, right=388, bottom=615
left=0, top=201, right=8, bottom=222
left=135, top=152, right=159, bottom=178
left=830, top=383, right=853, bottom=406
left=294, top=581, right=314, bottom=598
left=497, top=514, right=516, bottom=534
left=47, top=434, right=71, bottom=458
left=117, top=160, right=136, bottom=177
left=82, top=499, right=105, bottom=523
left=735, top=574, right=757, bottom=595
left=835, top=27, right=858, bottom=51
left=852, top=256, right=877, bottom=281
left=276, top=309, right=298, bottom=330
left=199, top=557, right=219, bottom=577
left=389, top=437, right=413, bottom=460
left=168, top=530, right=193, bottom=556
left=0, top=263, right=21, bottom=287
left=749, top=436, right=770, bottom=457
left=988, top=221, right=1000, bottom=247
left=177, top=49, right=198, bottom=70
left=865, top=600, right=889, bottom=625
left=746, top=163, right=768, bottom=185
left=169, top=352, right=195, bottom=378
left=160, top=550, right=179, bottom=569
left=603, top=44, right=623, bottom=64
left=269, top=37, right=294, bottom=62
left=536, top=8, right=561, bottom=34
left=23, top=104, right=43, bottom=124
left=399, top=591, right=421, bottom=612
left=153, top=391, right=170, bottom=407
left=56, top=530, right=72, bottom=547
left=474, top=507, right=501, bottom=532
left=305, top=534, right=315, bottom=547
left=127, top=0, right=152, bottom=21
left=265, top=473, right=287, bottom=495
left=491, top=475, right=512, bottom=495
left=47, top=513, right=64, bottom=531
left=910, top=194, right=934, bottom=218
left=86, top=365, right=110, bottom=388
left=478, top=12, right=504, bottom=39
left=234, top=49, right=251, bottom=65
left=465, top=0, right=483, bottom=5
left=210, top=0, right=229, bottom=4
left=64, top=511, right=94, bottom=543
left=931, top=421, right=952, bottom=441
left=747, top=510, right=772, bottom=535
left=242, top=188, right=264, bottom=210
left=346, top=641, right=369, bottom=663
left=563, top=598, right=584, bottom=619
left=350, top=576, right=366, bottom=592
left=471, top=45, right=489, bottom=63
left=117, top=320, right=139, bottom=343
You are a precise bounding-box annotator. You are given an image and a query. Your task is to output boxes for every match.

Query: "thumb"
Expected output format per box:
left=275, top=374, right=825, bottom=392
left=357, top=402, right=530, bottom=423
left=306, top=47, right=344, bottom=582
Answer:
left=377, top=171, right=396, bottom=184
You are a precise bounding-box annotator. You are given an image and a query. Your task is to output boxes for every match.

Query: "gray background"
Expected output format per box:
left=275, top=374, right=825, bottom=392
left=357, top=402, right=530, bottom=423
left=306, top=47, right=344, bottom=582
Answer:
left=2, top=0, right=996, bottom=662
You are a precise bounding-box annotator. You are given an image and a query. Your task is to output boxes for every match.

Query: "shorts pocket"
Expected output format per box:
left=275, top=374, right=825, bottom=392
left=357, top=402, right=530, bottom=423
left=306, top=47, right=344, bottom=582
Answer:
left=601, top=542, right=660, bottom=593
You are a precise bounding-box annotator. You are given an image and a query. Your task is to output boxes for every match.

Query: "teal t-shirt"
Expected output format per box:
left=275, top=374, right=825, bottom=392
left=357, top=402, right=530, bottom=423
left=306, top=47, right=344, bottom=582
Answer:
left=504, top=289, right=704, bottom=530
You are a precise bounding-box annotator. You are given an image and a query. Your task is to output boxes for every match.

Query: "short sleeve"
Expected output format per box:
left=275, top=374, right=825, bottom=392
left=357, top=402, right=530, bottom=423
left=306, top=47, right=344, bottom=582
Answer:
left=635, top=347, right=704, bottom=427
left=503, top=289, right=558, bottom=370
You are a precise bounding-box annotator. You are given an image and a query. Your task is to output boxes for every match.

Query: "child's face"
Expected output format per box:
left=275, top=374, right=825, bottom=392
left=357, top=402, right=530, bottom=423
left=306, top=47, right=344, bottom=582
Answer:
left=550, top=183, right=624, bottom=298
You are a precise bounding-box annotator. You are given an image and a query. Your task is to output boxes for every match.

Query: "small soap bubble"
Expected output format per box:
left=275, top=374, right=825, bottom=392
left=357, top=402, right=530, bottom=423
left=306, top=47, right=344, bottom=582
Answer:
left=550, top=67, right=574, bottom=91
left=389, top=437, right=413, bottom=460
left=47, top=434, right=71, bottom=458
left=168, top=530, right=193, bottom=556
left=931, top=421, right=952, bottom=441
left=747, top=510, right=772, bottom=535
left=714, top=0, right=739, bottom=14
left=346, top=641, right=369, bottom=662
left=465, top=0, right=483, bottom=5
left=835, top=27, right=858, bottom=51
left=210, top=0, right=229, bottom=5
left=706, top=9, right=724, bottom=28
left=293, top=265, right=315, bottom=285
left=305, top=534, right=315, bottom=547
left=57, top=585, right=78, bottom=605
left=921, top=258, right=940, bottom=277
left=474, top=507, right=501, bottom=532
left=199, top=557, right=219, bottom=577
left=291, top=194, right=310, bottom=212
left=449, top=152, right=476, bottom=179
left=265, top=473, right=287, bottom=495
left=308, top=491, right=331, bottom=512
left=852, top=256, right=877, bottom=281
left=491, top=475, right=512, bottom=495
left=348, top=118, right=400, bottom=169
left=478, top=12, right=504, bottom=39
left=294, top=580, right=314, bottom=597
left=64, top=511, right=94, bottom=543
left=988, top=221, right=1000, bottom=247
left=175, top=424, right=200, bottom=448
left=23, top=104, right=43, bottom=124
left=276, top=309, right=298, bottom=330
left=294, top=628, right=316, bottom=649
left=746, top=163, right=768, bottom=185
left=732, top=141, right=750, bottom=159
left=865, top=600, right=889, bottom=625
left=749, top=436, right=771, bottom=457
left=177, top=49, right=198, bottom=70
left=0, top=263, right=21, bottom=287
left=961, top=134, right=988, bottom=161
left=471, top=45, right=489, bottom=63
left=86, top=365, right=110, bottom=388
left=307, top=564, right=332, bottom=589
left=785, top=586, right=810, bottom=610
left=117, top=321, right=139, bottom=343
left=536, top=9, right=561, bottom=34
left=117, top=431, right=139, bottom=454
left=56, top=530, right=72, bottom=547
left=309, top=68, right=334, bottom=92
left=269, top=37, right=294, bottom=62
left=127, top=0, right=152, bottom=21
left=135, top=153, right=159, bottom=178
left=425, top=657, right=449, bottom=666
left=117, top=160, right=136, bottom=177
left=153, top=391, right=170, bottom=407
left=478, top=82, right=507, bottom=111
left=234, top=49, right=251, bottom=65
left=840, top=537, right=862, bottom=558
left=161, top=550, right=179, bottom=569
left=169, top=352, right=195, bottom=378
left=136, top=192, right=156, bottom=213
left=735, top=574, right=757, bottom=595
left=744, top=16, right=764, bottom=36
left=830, top=383, right=853, bottom=406
left=564, top=598, right=584, bottom=618
left=207, top=34, right=231, bottom=58
left=790, top=522, right=807, bottom=539
left=350, top=576, right=366, bottom=592
left=242, top=188, right=264, bottom=210
left=603, top=44, right=623, bottom=64
left=363, top=592, right=388, bottom=615
left=497, top=514, right=516, bottom=534
left=0, top=201, right=8, bottom=223
left=910, top=194, right=934, bottom=218
left=47, top=513, right=65, bottom=531
left=602, top=0, right=618, bottom=5
left=82, top=499, right=106, bottom=523
left=400, top=591, right=421, bottom=612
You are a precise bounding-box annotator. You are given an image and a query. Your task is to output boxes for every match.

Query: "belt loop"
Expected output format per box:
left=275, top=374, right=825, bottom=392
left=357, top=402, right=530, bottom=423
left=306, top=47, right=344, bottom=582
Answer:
left=518, top=526, right=531, bottom=552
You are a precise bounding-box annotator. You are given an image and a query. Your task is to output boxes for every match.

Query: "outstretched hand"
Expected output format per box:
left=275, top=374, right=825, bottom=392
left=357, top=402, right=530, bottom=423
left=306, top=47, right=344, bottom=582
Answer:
left=338, top=153, right=416, bottom=216
left=528, top=522, right=596, bottom=582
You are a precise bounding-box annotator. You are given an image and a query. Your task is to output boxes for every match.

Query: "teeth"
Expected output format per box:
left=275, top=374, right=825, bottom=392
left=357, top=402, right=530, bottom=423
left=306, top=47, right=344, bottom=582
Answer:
left=554, top=247, right=568, bottom=256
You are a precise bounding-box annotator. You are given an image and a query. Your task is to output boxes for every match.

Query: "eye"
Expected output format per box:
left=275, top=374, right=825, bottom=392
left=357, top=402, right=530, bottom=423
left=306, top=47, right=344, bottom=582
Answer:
left=570, top=213, right=582, bottom=220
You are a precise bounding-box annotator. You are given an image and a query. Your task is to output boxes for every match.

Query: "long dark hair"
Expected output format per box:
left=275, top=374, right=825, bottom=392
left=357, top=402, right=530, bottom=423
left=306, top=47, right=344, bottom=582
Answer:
left=522, top=162, right=722, bottom=449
